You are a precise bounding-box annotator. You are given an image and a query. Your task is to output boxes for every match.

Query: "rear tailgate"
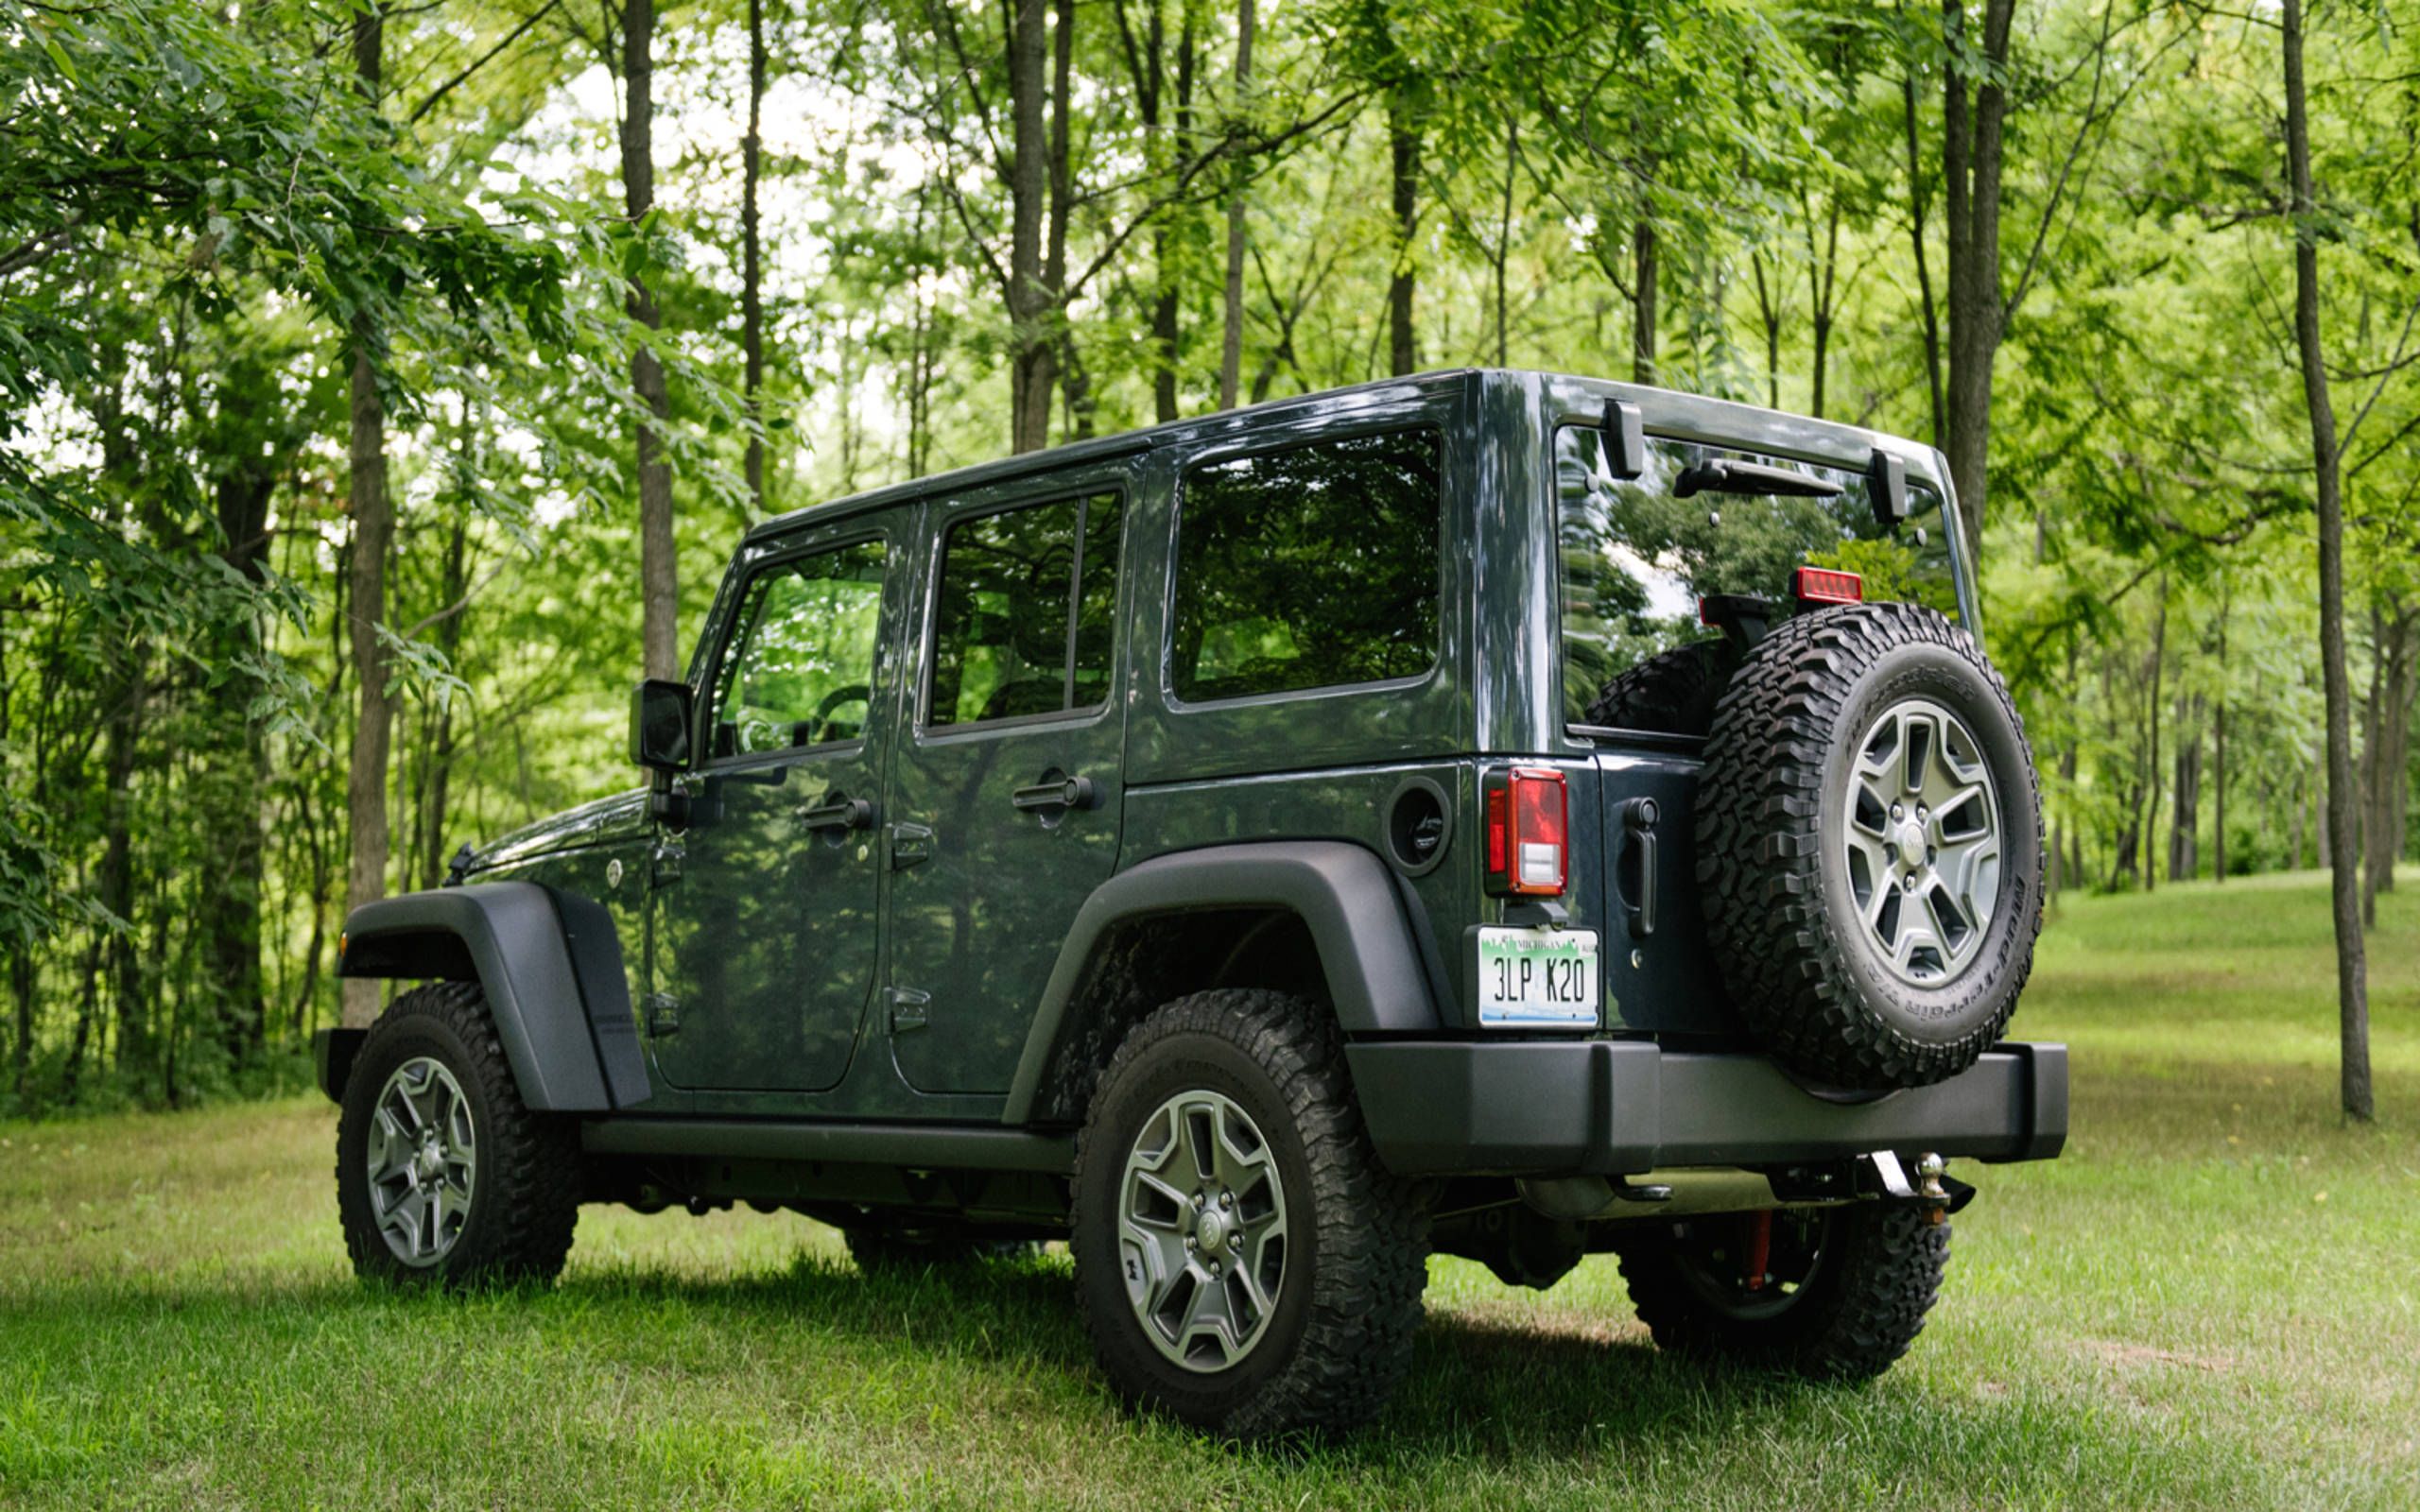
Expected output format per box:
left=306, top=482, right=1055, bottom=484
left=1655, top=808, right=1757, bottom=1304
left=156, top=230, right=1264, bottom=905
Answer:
left=1593, top=747, right=1737, bottom=1037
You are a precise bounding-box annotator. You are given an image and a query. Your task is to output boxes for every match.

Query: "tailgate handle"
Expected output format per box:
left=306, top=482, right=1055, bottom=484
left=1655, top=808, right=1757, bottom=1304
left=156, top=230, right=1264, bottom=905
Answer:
left=1620, top=797, right=1659, bottom=939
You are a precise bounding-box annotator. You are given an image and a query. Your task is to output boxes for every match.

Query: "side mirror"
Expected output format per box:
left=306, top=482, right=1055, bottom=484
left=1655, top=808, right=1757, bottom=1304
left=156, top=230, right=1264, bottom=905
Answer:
left=630, top=679, right=694, bottom=772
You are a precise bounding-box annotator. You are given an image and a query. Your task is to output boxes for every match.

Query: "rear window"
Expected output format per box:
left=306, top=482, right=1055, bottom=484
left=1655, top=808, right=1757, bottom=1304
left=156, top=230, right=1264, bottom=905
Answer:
left=1557, top=424, right=1957, bottom=734
left=927, top=491, right=1124, bottom=727
left=1171, top=428, right=1443, bottom=703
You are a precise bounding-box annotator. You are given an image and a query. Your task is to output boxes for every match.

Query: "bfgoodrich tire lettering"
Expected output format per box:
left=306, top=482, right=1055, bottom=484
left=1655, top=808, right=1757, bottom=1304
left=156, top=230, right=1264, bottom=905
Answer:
left=1695, top=602, right=2044, bottom=1091
left=1072, top=990, right=1429, bottom=1437
left=336, top=981, right=581, bottom=1288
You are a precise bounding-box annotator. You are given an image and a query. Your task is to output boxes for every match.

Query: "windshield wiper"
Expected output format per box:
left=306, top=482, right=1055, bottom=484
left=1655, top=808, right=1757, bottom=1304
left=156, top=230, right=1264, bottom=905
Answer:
left=1673, top=459, right=1841, bottom=500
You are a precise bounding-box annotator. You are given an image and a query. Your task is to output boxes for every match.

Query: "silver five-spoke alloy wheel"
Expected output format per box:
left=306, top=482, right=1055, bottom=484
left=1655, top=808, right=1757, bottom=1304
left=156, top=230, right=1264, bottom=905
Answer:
left=1116, top=1089, right=1288, bottom=1372
left=1842, top=696, right=2002, bottom=986
left=365, top=1056, right=478, bottom=1266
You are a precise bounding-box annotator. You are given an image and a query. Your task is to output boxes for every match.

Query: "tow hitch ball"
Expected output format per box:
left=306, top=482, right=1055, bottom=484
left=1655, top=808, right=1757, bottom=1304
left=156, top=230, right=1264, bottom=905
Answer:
left=1866, top=1150, right=1968, bottom=1225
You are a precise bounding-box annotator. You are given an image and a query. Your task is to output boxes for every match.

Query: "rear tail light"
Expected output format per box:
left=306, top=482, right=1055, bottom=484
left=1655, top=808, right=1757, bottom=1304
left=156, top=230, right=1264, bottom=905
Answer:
left=1484, top=767, right=1568, bottom=896
left=1790, top=566, right=1863, bottom=607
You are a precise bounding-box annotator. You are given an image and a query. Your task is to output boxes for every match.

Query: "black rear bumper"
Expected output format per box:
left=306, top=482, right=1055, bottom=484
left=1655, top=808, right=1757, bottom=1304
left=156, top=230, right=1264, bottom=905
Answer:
left=1346, top=1040, right=2066, bottom=1176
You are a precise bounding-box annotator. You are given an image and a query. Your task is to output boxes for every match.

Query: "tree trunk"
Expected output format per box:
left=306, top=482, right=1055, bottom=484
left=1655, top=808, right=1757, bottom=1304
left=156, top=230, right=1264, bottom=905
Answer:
left=1902, top=72, right=1945, bottom=448
left=1217, top=0, right=1253, bottom=409
left=341, top=4, right=391, bottom=1032
left=741, top=0, right=767, bottom=514
left=1941, top=0, right=2014, bottom=567
left=2169, top=701, right=2200, bottom=883
left=2143, top=578, right=2166, bottom=892
left=1006, top=0, right=1054, bottom=453
left=204, top=462, right=274, bottom=1064
left=2283, top=0, right=2370, bottom=1122
left=623, top=0, right=678, bottom=676
left=1388, top=103, right=1419, bottom=378
left=1630, top=193, right=1657, bottom=386
left=2213, top=606, right=2228, bottom=883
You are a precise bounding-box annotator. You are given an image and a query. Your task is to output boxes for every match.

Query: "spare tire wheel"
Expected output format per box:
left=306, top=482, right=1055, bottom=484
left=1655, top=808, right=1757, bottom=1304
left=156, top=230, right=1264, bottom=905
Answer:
left=1694, top=602, right=2043, bottom=1091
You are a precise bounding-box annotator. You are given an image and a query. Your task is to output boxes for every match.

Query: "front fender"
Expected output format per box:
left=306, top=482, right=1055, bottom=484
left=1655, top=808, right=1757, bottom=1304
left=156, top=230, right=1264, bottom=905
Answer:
left=1000, top=841, right=1443, bottom=1124
left=336, top=882, right=649, bottom=1111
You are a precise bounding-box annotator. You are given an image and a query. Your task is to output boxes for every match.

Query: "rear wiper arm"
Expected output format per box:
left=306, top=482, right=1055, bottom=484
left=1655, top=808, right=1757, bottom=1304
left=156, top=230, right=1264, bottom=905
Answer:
left=1673, top=459, right=1841, bottom=500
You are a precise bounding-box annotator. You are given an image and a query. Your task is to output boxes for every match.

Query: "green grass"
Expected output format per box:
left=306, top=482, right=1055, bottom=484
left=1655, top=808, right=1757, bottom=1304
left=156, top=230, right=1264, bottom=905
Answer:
left=4, top=872, right=2416, bottom=1509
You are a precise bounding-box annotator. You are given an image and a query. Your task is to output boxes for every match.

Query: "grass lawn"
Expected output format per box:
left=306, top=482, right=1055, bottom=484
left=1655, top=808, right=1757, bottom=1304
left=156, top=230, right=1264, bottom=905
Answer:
left=3, top=871, right=2415, bottom=1509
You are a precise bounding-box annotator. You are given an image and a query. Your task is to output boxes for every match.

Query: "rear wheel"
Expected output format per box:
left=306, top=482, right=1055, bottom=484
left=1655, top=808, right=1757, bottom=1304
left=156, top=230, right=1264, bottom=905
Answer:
left=1616, top=1202, right=1947, bottom=1381
left=1072, top=990, right=1429, bottom=1437
left=336, top=981, right=581, bottom=1287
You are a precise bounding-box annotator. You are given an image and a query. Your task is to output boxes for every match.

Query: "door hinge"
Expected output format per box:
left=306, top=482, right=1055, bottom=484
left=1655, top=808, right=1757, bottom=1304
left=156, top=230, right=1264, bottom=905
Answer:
left=643, top=992, right=681, bottom=1038
left=886, top=986, right=930, bottom=1034
left=890, top=822, right=934, bottom=870
left=650, top=842, right=684, bottom=885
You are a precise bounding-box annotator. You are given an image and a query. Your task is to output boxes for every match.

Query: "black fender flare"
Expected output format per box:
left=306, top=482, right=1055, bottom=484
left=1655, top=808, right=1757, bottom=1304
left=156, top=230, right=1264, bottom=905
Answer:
left=999, top=841, right=1443, bottom=1124
left=334, top=882, right=650, bottom=1111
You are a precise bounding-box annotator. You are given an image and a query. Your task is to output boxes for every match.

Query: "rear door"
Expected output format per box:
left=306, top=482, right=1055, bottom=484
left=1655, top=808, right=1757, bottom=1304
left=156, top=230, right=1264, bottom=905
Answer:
left=881, top=470, right=1130, bottom=1094
left=1552, top=421, right=1962, bottom=1034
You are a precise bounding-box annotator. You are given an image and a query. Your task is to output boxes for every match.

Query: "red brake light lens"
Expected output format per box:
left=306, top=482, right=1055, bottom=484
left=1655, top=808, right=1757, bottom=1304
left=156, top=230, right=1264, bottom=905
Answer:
left=1484, top=767, right=1568, bottom=896
left=1790, top=566, right=1863, bottom=606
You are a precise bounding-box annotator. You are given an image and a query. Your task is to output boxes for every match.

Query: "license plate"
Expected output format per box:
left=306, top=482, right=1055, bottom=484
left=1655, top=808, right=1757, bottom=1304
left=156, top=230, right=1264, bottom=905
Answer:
left=1477, top=927, right=1600, bottom=1026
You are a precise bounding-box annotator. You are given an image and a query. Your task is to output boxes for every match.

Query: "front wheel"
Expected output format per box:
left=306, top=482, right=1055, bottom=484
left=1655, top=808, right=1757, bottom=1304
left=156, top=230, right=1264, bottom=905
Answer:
left=336, top=981, right=581, bottom=1287
left=1616, top=1202, right=1947, bottom=1381
left=1071, top=990, right=1429, bottom=1437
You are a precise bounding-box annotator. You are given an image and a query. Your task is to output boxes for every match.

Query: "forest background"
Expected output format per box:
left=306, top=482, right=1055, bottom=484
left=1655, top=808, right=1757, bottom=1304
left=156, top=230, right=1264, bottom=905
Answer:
left=2, top=0, right=2413, bottom=1120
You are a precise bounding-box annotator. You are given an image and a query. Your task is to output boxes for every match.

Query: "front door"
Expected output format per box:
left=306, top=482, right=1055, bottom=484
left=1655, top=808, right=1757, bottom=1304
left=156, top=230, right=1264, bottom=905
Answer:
left=884, top=477, right=1130, bottom=1094
left=648, top=522, right=902, bottom=1093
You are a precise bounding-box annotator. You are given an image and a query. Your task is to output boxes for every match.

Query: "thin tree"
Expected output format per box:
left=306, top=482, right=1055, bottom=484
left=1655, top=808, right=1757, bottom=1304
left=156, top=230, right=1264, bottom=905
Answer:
left=2281, top=0, right=2370, bottom=1122
left=742, top=0, right=768, bottom=515
left=623, top=0, right=678, bottom=678
left=1217, top=0, right=1255, bottom=408
left=341, top=1, right=391, bottom=1032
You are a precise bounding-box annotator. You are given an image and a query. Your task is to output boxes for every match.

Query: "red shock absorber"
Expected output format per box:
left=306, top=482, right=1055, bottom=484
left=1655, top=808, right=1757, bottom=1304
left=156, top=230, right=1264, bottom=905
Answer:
left=1743, top=1210, right=1772, bottom=1293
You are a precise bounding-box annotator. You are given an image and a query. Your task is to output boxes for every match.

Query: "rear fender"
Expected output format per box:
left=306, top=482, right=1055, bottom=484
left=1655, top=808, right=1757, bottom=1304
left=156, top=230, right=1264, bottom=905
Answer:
left=335, top=882, right=649, bottom=1111
left=1001, top=841, right=1443, bottom=1124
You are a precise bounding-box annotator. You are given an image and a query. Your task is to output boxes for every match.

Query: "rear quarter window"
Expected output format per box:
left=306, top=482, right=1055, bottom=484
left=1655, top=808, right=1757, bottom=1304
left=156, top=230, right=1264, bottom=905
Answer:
left=1557, top=425, right=1957, bottom=733
left=1171, top=427, right=1443, bottom=703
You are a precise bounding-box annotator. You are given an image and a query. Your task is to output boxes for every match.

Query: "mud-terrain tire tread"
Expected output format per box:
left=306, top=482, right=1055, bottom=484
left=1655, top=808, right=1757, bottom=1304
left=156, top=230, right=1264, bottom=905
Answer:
left=1618, top=1204, right=1949, bottom=1380
left=1582, top=640, right=1728, bottom=737
left=1694, top=601, right=2044, bottom=1090
left=336, top=980, right=581, bottom=1287
left=1072, top=989, right=1430, bottom=1438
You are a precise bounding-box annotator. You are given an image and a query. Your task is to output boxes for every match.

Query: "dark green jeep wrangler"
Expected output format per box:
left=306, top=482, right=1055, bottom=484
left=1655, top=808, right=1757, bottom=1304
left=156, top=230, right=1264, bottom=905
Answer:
left=320, top=369, right=2062, bottom=1436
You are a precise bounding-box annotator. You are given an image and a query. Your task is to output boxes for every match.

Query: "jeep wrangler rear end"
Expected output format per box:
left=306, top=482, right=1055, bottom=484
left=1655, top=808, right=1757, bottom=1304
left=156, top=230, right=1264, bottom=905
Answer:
left=320, top=369, right=2063, bottom=1437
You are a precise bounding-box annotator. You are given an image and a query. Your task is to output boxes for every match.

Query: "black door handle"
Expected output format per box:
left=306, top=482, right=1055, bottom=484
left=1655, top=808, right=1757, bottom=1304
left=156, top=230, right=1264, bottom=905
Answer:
left=1621, top=797, right=1659, bottom=939
left=797, top=795, right=875, bottom=832
left=1011, top=774, right=1096, bottom=814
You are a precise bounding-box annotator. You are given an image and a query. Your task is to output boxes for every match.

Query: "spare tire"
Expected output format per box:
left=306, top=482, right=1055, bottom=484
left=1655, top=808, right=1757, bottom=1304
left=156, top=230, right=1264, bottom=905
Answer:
left=1694, top=602, right=2043, bottom=1091
left=1582, top=640, right=1734, bottom=738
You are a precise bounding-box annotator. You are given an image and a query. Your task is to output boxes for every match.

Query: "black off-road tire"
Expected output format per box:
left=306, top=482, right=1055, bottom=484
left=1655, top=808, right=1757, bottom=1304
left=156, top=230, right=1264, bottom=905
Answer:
left=1583, top=640, right=1731, bottom=738
left=1072, top=990, right=1429, bottom=1438
left=336, top=981, right=581, bottom=1288
left=1617, top=1204, right=1949, bottom=1381
left=1696, top=602, right=2043, bottom=1091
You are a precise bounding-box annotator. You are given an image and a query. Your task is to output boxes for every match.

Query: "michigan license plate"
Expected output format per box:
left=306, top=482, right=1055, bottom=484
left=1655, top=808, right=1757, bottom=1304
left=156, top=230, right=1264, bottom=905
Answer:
left=1477, top=927, right=1600, bottom=1026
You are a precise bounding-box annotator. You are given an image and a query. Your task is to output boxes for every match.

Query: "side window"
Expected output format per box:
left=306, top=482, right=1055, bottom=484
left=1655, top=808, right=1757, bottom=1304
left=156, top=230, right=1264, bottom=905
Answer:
left=706, top=538, right=888, bottom=758
left=1171, top=428, right=1442, bottom=703
left=928, top=491, right=1125, bottom=728
left=1556, top=425, right=1959, bottom=733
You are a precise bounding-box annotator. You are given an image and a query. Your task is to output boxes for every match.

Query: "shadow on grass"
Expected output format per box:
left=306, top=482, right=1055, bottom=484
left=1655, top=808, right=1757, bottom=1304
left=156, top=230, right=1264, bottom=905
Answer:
left=0, top=1246, right=2260, bottom=1503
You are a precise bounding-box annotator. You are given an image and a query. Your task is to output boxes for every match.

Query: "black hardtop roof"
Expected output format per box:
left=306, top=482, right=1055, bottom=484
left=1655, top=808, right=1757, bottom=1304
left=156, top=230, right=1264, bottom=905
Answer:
left=741, top=369, right=1945, bottom=544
